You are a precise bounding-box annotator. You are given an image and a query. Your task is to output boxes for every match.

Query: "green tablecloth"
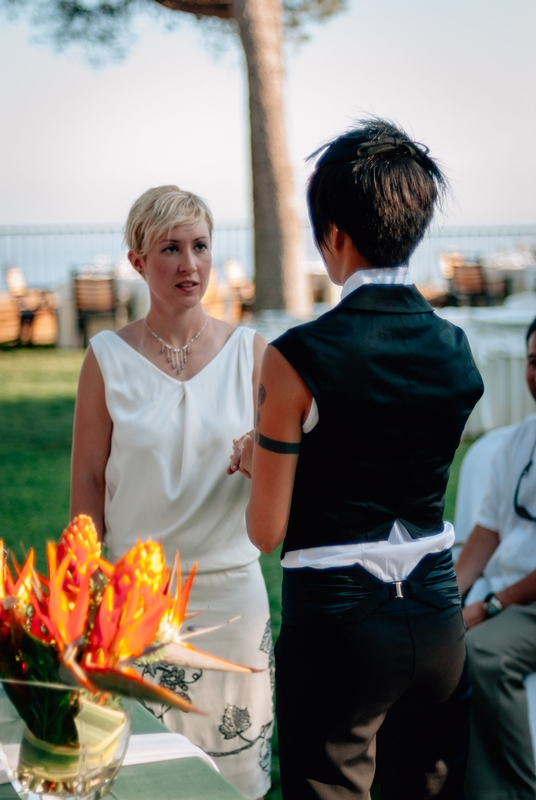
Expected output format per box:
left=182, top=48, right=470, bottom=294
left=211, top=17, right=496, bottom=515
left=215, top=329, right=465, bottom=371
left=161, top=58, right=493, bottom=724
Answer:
left=0, top=703, right=247, bottom=800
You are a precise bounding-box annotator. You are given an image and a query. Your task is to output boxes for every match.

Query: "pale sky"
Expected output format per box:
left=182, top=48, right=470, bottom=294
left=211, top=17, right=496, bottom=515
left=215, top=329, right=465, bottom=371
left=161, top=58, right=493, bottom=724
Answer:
left=0, top=0, right=534, bottom=228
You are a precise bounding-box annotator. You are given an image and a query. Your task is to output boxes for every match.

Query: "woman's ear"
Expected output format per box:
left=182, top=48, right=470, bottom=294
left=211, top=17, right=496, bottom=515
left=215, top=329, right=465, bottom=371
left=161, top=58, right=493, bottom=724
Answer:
left=328, top=224, right=348, bottom=253
left=325, top=223, right=339, bottom=252
left=128, top=250, right=145, bottom=277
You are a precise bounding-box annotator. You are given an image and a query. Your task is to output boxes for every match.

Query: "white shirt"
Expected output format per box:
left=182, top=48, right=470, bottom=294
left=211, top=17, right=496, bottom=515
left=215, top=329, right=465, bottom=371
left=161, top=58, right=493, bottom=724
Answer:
left=282, top=265, right=455, bottom=579
left=340, top=264, right=413, bottom=300
left=476, top=413, right=536, bottom=594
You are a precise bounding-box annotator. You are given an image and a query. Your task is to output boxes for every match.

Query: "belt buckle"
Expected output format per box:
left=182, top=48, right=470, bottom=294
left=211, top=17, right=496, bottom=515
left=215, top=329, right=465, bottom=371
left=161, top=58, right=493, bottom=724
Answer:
left=393, top=581, right=404, bottom=599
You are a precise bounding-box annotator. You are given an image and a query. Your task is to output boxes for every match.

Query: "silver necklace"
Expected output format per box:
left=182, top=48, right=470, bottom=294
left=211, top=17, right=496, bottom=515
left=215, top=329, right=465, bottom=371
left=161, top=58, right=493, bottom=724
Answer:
left=145, top=316, right=208, bottom=375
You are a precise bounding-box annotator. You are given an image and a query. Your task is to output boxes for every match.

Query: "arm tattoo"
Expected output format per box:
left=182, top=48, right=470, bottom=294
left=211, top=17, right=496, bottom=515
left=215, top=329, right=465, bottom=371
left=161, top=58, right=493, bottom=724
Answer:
left=258, top=384, right=266, bottom=407
left=255, top=431, right=301, bottom=455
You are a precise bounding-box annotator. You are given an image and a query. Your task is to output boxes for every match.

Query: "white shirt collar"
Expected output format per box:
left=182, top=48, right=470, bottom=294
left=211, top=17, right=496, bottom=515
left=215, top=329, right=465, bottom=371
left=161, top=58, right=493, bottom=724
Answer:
left=340, top=265, right=412, bottom=301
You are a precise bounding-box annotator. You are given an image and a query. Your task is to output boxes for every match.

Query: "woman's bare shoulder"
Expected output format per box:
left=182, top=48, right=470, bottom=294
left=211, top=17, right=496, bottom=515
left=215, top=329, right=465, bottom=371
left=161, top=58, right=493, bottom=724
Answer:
left=207, top=316, right=237, bottom=347
left=114, top=319, right=144, bottom=349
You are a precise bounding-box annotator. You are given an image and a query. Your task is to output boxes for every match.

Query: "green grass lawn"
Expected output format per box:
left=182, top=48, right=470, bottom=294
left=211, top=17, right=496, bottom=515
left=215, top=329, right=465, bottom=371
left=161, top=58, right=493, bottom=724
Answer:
left=0, top=348, right=471, bottom=800
left=0, top=349, right=84, bottom=571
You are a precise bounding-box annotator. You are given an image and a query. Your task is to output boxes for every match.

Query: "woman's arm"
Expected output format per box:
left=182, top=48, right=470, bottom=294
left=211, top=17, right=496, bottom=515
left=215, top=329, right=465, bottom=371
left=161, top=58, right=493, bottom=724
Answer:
left=246, top=345, right=312, bottom=554
left=226, top=332, right=267, bottom=478
left=70, top=346, right=112, bottom=541
left=252, top=332, right=268, bottom=410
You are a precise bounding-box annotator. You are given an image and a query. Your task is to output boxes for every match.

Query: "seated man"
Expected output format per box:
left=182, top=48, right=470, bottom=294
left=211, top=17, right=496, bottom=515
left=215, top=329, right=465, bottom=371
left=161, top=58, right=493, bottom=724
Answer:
left=456, top=316, right=536, bottom=800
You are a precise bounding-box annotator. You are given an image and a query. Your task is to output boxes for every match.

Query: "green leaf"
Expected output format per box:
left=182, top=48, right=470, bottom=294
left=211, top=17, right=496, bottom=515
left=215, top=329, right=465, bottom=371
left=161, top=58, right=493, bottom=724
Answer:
left=2, top=627, right=79, bottom=746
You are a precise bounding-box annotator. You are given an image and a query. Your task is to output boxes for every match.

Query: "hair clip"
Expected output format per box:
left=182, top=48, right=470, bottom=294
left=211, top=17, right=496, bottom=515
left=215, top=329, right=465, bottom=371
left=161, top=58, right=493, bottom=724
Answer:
left=356, top=137, right=429, bottom=160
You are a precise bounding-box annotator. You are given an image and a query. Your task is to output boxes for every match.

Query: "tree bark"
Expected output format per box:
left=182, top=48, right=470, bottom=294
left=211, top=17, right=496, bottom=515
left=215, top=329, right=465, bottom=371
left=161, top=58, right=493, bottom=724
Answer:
left=231, top=0, right=309, bottom=314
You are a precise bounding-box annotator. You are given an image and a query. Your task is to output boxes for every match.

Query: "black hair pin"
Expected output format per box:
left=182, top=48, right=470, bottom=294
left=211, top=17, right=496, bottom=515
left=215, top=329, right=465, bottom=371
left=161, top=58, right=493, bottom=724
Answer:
left=355, top=137, right=429, bottom=160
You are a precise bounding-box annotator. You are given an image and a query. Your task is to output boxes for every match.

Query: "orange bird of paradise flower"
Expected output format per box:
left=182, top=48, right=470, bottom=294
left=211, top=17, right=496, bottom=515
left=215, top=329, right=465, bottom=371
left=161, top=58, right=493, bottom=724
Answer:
left=80, top=539, right=204, bottom=712
left=1, top=520, right=264, bottom=715
left=3, top=548, right=36, bottom=607
left=150, top=550, right=264, bottom=675
left=45, top=541, right=90, bottom=654
left=82, top=539, right=170, bottom=671
left=0, top=543, right=13, bottom=623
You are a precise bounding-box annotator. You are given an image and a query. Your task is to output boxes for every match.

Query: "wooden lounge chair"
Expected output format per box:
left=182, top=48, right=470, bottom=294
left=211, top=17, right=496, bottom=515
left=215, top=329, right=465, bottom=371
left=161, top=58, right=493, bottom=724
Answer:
left=0, top=292, right=21, bottom=344
left=451, top=261, right=506, bottom=307
left=74, top=272, right=117, bottom=347
left=4, top=266, right=58, bottom=345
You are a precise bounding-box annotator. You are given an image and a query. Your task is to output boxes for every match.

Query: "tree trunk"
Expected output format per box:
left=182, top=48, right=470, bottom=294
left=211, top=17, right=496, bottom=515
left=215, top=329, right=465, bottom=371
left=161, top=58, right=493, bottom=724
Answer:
left=158, top=0, right=311, bottom=314
left=231, top=0, right=310, bottom=315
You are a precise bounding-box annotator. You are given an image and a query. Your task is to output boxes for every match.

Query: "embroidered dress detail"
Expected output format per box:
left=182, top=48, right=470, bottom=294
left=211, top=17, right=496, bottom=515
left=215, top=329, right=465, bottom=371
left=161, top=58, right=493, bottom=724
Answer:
left=142, top=562, right=273, bottom=799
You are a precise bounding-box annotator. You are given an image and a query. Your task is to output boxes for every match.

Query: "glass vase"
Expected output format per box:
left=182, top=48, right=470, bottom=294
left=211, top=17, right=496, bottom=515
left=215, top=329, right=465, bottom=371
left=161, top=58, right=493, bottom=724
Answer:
left=0, top=681, right=132, bottom=800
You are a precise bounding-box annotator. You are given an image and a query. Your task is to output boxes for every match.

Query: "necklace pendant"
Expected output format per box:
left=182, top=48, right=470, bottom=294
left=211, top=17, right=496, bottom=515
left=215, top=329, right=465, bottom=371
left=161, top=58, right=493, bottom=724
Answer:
left=145, top=316, right=208, bottom=379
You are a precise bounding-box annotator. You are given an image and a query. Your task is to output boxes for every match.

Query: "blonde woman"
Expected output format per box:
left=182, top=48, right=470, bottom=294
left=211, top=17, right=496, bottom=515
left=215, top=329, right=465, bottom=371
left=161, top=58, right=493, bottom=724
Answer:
left=71, top=186, right=272, bottom=800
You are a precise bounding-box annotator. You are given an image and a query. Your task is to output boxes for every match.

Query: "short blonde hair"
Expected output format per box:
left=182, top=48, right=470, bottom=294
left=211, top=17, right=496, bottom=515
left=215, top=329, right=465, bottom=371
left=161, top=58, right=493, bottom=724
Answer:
left=125, top=185, right=214, bottom=256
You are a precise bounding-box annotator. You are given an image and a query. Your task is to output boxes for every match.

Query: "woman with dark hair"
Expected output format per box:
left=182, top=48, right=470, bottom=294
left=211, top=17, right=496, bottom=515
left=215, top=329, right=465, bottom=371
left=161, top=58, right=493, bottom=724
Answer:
left=233, top=119, right=484, bottom=799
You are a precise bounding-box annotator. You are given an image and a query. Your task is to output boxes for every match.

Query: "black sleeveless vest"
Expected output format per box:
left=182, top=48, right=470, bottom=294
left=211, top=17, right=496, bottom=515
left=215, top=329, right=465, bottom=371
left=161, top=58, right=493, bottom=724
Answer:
left=272, top=284, right=484, bottom=556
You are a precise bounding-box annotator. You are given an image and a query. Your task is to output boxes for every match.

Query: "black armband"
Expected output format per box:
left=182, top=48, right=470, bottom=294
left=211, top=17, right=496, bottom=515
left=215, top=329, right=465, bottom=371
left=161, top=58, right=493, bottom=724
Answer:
left=255, top=431, right=301, bottom=455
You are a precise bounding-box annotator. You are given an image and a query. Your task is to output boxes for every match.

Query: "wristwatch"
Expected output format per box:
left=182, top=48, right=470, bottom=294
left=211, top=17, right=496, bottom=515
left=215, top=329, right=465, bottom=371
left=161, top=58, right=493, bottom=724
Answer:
left=483, top=593, right=504, bottom=617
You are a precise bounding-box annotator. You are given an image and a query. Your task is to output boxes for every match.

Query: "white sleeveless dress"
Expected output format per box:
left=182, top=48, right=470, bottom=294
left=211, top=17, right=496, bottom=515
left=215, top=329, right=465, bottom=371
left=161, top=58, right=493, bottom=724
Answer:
left=91, top=327, right=273, bottom=799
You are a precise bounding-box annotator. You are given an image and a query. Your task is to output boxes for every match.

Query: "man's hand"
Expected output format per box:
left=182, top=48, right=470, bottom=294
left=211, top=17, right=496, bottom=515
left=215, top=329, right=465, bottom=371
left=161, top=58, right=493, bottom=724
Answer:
left=227, top=431, right=254, bottom=478
left=463, top=600, right=488, bottom=629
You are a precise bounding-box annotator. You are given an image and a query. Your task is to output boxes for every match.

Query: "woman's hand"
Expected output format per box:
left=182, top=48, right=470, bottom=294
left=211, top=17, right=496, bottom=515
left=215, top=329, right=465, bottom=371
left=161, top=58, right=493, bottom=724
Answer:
left=462, top=601, right=487, bottom=629
left=227, top=333, right=268, bottom=479
left=227, top=431, right=254, bottom=478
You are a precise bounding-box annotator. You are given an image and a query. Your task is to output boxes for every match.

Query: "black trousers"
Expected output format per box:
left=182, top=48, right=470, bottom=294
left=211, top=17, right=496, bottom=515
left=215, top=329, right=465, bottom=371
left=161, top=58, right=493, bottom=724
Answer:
left=275, top=598, right=470, bottom=800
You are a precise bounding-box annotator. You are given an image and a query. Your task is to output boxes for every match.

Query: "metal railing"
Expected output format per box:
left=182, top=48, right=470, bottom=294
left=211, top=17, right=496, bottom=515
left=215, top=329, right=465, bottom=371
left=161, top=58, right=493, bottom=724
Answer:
left=1, top=222, right=535, bottom=290
left=408, top=224, right=536, bottom=285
